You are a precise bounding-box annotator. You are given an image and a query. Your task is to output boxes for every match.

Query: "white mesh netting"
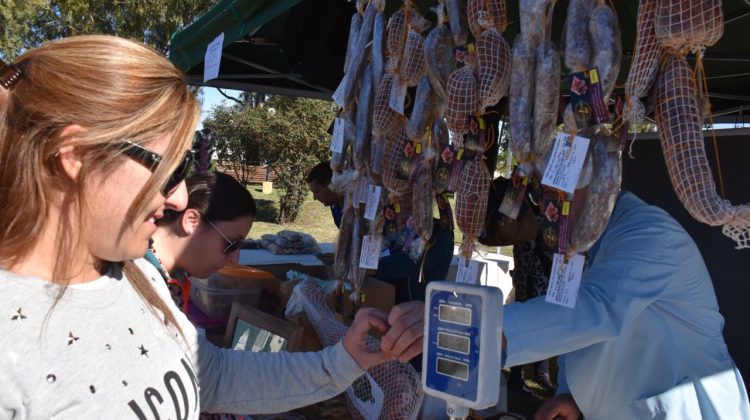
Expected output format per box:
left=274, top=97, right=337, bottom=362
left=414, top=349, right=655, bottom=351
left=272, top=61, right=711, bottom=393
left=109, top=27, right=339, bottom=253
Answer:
left=654, top=56, right=750, bottom=248
left=373, top=73, right=402, bottom=136
left=467, top=0, right=487, bottom=39
left=446, top=66, right=479, bottom=135
left=624, top=0, right=660, bottom=125
left=456, top=159, right=490, bottom=258
left=655, top=0, right=723, bottom=56
left=400, top=24, right=427, bottom=87
left=488, top=0, right=508, bottom=33
left=382, top=125, right=413, bottom=198
left=386, top=9, right=408, bottom=66
left=476, top=27, right=510, bottom=113
left=284, top=274, right=424, bottom=420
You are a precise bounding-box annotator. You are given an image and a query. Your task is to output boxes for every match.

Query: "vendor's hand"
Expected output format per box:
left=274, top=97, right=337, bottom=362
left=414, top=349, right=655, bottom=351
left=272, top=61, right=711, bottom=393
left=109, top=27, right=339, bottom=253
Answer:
left=534, top=393, right=581, bottom=420
left=379, top=301, right=424, bottom=363
left=343, top=307, right=396, bottom=370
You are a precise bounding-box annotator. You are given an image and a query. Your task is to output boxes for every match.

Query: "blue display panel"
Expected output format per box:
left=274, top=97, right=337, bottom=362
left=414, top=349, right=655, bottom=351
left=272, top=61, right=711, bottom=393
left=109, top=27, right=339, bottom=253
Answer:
left=425, top=290, right=483, bottom=401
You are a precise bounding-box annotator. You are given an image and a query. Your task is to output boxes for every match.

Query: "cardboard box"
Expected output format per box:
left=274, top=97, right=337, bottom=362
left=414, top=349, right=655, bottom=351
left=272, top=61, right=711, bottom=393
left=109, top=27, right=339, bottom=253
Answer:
left=333, top=276, right=396, bottom=322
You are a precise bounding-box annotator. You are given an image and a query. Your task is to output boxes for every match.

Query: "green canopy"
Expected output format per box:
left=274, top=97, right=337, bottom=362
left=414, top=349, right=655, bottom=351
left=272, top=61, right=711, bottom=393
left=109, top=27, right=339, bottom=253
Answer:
left=169, top=0, right=750, bottom=119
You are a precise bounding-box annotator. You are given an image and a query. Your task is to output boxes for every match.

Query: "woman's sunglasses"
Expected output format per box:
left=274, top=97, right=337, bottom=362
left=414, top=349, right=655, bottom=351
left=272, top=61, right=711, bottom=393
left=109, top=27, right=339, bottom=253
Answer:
left=206, top=219, right=244, bottom=255
left=119, top=141, right=194, bottom=196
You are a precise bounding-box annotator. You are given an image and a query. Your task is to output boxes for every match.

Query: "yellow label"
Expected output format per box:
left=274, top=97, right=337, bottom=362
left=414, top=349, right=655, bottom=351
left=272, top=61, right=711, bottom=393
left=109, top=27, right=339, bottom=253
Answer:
left=360, top=292, right=366, bottom=304
left=522, top=176, right=529, bottom=185
left=589, top=68, right=599, bottom=84
left=415, top=142, right=422, bottom=153
left=563, top=201, right=570, bottom=216
left=457, top=148, right=464, bottom=160
left=467, top=43, right=475, bottom=53
left=395, top=203, right=401, bottom=213
left=479, top=118, right=485, bottom=130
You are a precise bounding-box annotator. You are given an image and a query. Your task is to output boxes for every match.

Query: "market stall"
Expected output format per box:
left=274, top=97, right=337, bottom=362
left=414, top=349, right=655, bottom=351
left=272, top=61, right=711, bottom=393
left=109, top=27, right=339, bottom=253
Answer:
left=169, top=0, right=750, bottom=418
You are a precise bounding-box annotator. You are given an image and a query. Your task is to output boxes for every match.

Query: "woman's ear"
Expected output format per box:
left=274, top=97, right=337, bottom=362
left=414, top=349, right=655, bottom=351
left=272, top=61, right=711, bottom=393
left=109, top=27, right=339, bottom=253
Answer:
left=57, top=125, right=87, bottom=182
left=180, top=209, right=201, bottom=236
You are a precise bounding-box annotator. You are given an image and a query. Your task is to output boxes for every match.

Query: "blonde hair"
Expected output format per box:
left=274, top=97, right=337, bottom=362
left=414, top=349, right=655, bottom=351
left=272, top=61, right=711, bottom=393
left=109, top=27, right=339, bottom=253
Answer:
left=0, top=35, right=200, bottom=332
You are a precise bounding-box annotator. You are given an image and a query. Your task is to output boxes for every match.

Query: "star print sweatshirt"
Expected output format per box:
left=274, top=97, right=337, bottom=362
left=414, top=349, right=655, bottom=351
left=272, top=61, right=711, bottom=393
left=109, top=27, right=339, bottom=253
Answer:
left=0, top=259, right=365, bottom=419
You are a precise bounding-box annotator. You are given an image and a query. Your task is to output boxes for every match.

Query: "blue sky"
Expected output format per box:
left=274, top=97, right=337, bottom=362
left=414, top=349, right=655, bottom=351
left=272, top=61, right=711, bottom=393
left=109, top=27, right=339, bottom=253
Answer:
left=197, top=87, right=243, bottom=129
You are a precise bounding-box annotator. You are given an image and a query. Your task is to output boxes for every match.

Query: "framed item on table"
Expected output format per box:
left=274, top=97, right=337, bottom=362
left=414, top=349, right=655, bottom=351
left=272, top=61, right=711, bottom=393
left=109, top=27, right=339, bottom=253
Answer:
left=223, top=301, right=303, bottom=352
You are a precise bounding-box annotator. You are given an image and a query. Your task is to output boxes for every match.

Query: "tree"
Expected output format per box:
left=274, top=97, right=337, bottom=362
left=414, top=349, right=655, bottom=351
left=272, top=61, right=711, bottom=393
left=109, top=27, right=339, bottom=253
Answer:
left=202, top=104, right=264, bottom=186
left=262, top=96, right=334, bottom=223
left=0, top=0, right=215, bottom=59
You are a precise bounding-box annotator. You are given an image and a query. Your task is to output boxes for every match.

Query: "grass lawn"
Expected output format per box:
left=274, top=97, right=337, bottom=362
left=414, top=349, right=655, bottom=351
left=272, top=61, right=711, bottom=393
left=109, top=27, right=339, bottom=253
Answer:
left=246, top=184, right=512, bottom=258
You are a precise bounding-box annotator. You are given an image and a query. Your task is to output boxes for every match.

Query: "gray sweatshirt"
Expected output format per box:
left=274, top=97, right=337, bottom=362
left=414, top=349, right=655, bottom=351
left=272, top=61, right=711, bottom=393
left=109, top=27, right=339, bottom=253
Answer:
left=0, top=258, right=364, bottom=419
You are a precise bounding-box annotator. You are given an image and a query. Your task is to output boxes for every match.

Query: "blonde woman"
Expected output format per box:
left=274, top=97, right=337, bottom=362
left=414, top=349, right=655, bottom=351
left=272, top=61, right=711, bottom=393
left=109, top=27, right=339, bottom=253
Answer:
left=0, top=35, right=424, bottom=418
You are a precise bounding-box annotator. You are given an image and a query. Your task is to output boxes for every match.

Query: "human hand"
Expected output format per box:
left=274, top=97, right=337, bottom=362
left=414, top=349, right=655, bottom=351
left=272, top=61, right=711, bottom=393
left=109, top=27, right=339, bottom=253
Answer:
left=379, top=301, right=424, bottom=363
left=342, top=307, right=396, bottom=370
left=534, top=393, right=581, bottom=420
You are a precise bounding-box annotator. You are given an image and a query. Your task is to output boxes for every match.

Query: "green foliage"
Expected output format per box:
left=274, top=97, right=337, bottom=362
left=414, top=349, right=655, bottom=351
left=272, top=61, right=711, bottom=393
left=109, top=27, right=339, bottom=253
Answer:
left=202, top=104, right=264, bottom=185
left=202, top=96, right=335, bottom=224
left=0, top=0, right=214, bottom=58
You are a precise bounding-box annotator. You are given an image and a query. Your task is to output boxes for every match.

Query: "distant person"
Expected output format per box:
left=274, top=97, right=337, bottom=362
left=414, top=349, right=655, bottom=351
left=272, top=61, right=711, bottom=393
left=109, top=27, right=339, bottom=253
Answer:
left=307, top=161, right=344, bottom=228
left=307, top=162, right=454, bottom=304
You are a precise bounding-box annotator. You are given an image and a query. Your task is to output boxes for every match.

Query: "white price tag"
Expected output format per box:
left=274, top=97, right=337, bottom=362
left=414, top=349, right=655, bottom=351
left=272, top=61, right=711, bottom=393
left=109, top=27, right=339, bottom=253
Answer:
left=356, top=179, right=370, bottom=205
left=388, top=79, right=408, bottom=115
left=359, top=235, right=382, bottom=270
left=541, top=133, right=590, bottom=194
left=456, top=257, right=482, bottom=284
left=203, top=33, right=224, bottom=82
left=545, top=253, right=585, bottom=308
left=330, top=118, right=345, bottom=153
left=332, top=76, right=348, bottom=108
left=346, top=373, right=384, bottom=420
left=364, top=185, right=382, bottom=221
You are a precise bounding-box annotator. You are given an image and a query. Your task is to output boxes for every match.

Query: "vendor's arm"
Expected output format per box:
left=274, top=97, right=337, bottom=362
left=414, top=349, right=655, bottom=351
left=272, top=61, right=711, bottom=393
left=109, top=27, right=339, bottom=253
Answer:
left=502, top=195, right=684, bottom=367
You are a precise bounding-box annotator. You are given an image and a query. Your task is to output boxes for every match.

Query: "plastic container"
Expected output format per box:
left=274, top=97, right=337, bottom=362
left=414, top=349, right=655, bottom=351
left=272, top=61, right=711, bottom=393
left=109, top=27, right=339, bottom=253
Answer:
left=189, top=264, right=277, bottom=319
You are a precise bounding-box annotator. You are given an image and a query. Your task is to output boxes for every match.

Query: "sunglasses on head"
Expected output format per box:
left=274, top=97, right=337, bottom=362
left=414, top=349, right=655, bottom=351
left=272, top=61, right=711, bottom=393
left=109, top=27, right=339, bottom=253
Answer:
left=206, top=218, right=244, bottom=255
left=119, top=141, right=194, bottom=196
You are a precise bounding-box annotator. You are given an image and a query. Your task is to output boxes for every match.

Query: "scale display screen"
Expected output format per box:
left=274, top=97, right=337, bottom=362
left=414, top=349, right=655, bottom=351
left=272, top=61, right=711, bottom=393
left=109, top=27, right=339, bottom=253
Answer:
left=437, top=357, right=469, bottom=381
left=437, top=332, right=470, bottom=354
left=438, top=304, right=472, bottom=326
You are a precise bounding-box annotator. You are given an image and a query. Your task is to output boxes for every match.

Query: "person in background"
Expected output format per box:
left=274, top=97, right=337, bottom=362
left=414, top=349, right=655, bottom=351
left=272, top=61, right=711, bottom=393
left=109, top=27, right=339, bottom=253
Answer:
left=0, top=35, right=424, bottom=418
left=307, top=161, right=344, bottom=228
left=488, top=186, right=750, bottom=419
left=307, top=161, right=454, bottom=304
left=146, top=171, right=255, bottom=313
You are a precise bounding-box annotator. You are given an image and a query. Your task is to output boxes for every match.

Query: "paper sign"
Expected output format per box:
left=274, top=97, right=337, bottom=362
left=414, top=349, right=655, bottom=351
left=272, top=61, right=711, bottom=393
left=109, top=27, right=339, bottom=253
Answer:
left=545, top=253, right=585, bottom=308
left=330, top=118, right=345, bottom=153
left=359, top=235, right=382, bottom=270
left=203, top=33, right=225, bottom=82
left=332, top=75, right=348, bottom=108
left=541, top=133, right=590, bottom=194
left=388, top=79, right=408, bottom=115
left=456, top=257, right=482, bottom=284
left=364, top=185, right=382, bottom=221
left=357, top=179, right=370, bottom=205
left=347, top=373, right=384, bottom=420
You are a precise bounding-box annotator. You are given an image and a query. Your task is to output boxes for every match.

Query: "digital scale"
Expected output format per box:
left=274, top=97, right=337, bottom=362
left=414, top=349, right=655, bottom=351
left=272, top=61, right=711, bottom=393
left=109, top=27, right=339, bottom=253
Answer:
left=422, top=281, right=504, bottom=420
